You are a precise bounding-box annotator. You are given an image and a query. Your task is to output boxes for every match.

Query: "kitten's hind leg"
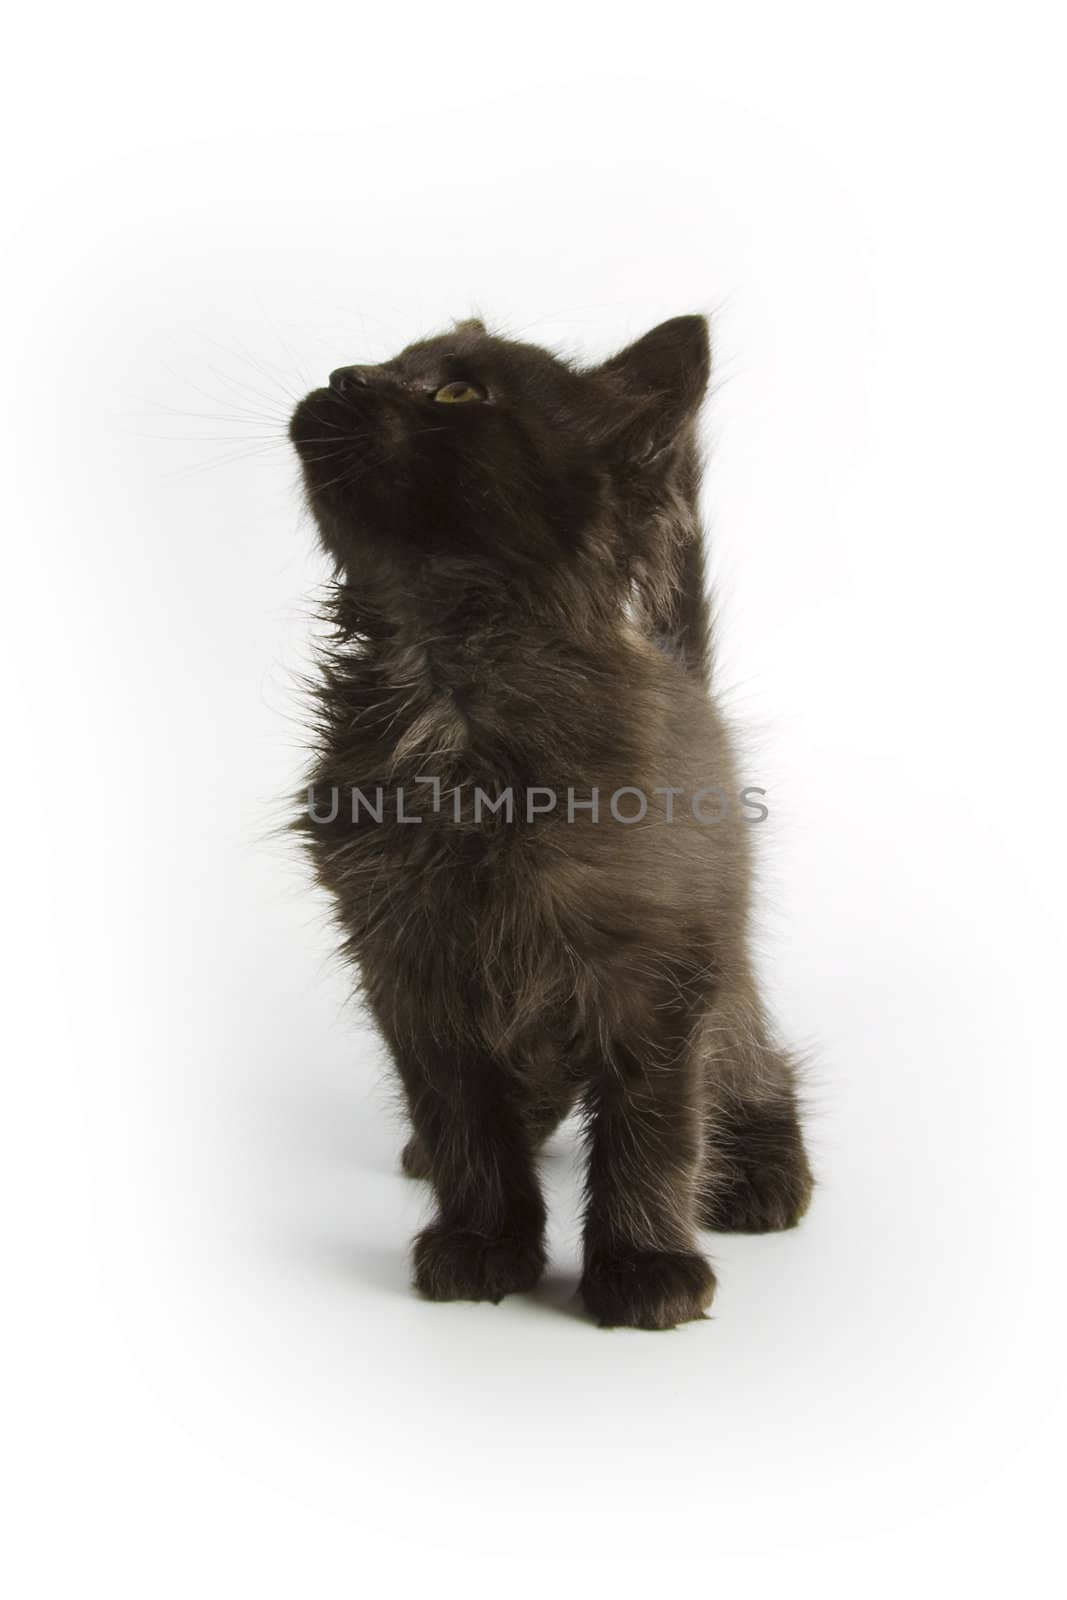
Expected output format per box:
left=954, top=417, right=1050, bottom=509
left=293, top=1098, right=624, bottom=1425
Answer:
left=699, top=1091, right=813, bottom=1232
left=400, top=1131, right=432, bottom=1179
left=697, top=988, right=814, bottom=1233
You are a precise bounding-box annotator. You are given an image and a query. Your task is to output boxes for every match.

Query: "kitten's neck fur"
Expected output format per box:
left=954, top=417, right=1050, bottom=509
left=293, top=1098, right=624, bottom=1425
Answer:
left=329, top=441, right=710, bottom=696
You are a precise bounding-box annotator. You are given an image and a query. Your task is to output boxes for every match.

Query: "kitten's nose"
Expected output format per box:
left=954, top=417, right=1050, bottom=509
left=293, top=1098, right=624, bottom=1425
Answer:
left=329, top=366, right=371, bottom=397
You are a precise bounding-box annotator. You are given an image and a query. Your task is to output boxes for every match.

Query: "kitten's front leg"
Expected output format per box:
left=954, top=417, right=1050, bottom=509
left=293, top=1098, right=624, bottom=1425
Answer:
left=580, top=1040, right=715, bottom=1330
left=402, top=1044, right=547, bottom=1304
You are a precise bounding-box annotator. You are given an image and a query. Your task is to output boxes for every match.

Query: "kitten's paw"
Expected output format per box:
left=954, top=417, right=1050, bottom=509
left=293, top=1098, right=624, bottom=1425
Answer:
left=400, top=1134, right=431, bottom=1179
left=699, top=1151, right=814, bottom=1233
left=580, top=1248, right=716, bottom=1330
left=413, top=1224, right=546, bottom=1303
left=699, top=1105, right=814, bottom=1233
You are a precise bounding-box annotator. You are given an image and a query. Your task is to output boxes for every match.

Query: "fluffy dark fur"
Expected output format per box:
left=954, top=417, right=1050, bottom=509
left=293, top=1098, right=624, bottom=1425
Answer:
left=289, top=315, right=813, bottom=1329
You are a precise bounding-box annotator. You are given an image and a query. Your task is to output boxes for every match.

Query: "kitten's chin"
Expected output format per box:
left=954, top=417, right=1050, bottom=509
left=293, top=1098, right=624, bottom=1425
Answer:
left=288, top=387, right=343, bottom=453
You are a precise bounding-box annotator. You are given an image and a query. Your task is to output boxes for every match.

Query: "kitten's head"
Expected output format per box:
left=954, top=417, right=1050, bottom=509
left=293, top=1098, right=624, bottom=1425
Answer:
left=289, top=315, right=709, bottom=600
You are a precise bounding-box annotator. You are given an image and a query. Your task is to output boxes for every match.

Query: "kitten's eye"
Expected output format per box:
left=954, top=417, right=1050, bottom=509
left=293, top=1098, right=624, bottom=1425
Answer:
left=433, top=380, right=486, bottom=404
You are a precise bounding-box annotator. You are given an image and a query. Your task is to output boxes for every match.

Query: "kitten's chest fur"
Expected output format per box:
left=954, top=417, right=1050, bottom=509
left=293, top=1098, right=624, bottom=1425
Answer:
left=300, top=605, right=731, bottom=1058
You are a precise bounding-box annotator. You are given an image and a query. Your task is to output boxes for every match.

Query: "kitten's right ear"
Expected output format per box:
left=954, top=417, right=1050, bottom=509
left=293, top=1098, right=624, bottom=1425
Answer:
left=595, top=315, right=710, bottom=456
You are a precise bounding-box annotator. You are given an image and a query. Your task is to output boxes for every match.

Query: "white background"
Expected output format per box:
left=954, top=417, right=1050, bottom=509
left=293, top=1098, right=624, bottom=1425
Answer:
left=4, top=3, right=1064, bottom=1594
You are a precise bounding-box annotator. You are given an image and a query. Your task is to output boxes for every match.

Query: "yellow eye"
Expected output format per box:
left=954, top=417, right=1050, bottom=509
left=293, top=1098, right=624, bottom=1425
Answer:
left=433, top=380, right=486, bottom=404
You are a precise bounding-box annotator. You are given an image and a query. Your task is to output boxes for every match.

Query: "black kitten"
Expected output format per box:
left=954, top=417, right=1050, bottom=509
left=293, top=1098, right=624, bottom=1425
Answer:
left=289, top=315, right=813, bottom=1329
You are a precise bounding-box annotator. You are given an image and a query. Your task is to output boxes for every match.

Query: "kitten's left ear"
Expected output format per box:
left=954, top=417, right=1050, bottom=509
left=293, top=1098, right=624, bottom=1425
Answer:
left=596, top=315, right=710, bottom=454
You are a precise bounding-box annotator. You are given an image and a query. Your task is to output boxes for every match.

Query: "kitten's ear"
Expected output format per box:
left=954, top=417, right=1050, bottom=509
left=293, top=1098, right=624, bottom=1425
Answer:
left=453, top=317, right=486, bottom=334
left=596, top=315, right=710, bottom=454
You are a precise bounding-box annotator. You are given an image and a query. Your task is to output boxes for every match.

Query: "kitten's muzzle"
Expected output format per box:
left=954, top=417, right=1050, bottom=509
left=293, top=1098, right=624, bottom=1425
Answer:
left=329, top=365, right=374, bottom=397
